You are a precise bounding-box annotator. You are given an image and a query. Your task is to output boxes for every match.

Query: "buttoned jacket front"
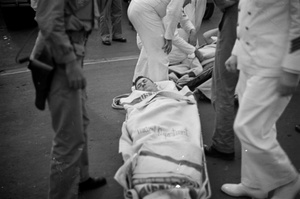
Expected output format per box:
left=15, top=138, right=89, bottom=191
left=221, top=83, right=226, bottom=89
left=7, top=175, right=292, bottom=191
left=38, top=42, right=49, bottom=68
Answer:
left=232, top=0, right=300, bottom=77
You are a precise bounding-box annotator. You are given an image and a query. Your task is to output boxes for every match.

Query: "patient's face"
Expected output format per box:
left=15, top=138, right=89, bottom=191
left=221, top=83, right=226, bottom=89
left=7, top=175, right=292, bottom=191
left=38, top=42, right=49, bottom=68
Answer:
left=136, top=78, right=159, bottom=92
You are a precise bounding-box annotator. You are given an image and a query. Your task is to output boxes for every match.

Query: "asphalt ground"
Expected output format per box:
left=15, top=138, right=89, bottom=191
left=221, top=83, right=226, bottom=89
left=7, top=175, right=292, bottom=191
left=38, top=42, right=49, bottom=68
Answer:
left=0, top=3, right=300, bottom=199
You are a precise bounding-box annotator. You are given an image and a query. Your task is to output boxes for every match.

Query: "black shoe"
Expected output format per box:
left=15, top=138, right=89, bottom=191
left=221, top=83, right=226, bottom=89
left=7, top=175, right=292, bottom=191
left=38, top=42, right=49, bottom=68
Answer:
left=295, top=124, right=300, bottom=133
left=204, top=145, right=235, bottom=161
left=79, top=177, right=107, bottom=193
left=102, top=40, right=111, bottom=45
left=112, top=37, right=127, bottom=42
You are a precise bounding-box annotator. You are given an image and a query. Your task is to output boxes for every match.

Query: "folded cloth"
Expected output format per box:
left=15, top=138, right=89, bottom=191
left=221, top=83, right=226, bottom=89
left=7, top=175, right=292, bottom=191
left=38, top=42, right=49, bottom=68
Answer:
left=120, top=87, right=195, bottom=112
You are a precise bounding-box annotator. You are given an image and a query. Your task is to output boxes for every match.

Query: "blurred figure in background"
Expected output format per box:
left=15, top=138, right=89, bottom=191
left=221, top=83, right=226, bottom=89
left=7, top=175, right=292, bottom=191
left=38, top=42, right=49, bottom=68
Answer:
left=100, top=0, right=127, bottom=45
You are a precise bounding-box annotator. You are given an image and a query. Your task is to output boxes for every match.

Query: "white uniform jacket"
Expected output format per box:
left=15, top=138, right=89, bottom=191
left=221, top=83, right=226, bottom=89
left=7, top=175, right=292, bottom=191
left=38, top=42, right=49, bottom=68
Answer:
left=232, top=0, right=300, bottom=77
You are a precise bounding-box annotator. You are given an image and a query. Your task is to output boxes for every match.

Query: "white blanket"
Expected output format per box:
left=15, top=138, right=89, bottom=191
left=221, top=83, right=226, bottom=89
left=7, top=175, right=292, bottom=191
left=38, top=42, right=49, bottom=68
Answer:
left=114, top=84, right=210, bottom=199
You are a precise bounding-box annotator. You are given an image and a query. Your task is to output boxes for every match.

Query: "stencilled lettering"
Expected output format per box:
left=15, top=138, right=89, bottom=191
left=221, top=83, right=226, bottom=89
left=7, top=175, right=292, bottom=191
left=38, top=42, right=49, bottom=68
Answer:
left=134, top=126, right=189, bottom=138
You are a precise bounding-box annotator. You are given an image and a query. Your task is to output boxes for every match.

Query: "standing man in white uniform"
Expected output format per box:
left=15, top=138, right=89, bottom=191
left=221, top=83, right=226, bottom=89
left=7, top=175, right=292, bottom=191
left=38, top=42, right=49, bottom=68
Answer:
left=135, top=9, right=204, bottom=72
left=223, top=0, right=300, bottom=199
left=128, top=0, right=192, bottom=83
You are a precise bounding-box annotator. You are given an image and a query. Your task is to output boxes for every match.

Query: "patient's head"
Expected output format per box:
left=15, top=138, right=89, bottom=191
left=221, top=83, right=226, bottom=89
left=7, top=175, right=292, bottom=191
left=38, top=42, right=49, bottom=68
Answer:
left=134, top=76, right=159, bottom=92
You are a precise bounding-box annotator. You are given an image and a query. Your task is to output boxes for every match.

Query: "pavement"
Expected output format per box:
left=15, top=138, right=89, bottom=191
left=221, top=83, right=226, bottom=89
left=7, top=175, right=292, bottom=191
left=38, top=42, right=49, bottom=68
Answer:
left=0, top=3, right=300, bottom=199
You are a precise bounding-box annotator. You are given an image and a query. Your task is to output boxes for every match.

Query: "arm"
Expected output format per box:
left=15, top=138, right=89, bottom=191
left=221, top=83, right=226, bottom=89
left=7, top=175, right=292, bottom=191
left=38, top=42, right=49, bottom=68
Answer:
left=225, top=54, right=238, bottom=73
left=162, top=0, right=185, bottom=54
left=172, top=31, right=204, bottom=62
left=179, top=10, right=197, bottom=46
left=226, top=23, right=241, bottom=73
left=36, top=0, right=76, bottom=65
left=163, top=0, right=185, bottom=40
left=203, top=28, right=218, bottom=44
left=180, top=10, right=195, bottom=33
left=172, top=31, right=196, bottom=55
left=36, top=0, right=86, bottom=89
left=278, top=0, right=300, bottom=96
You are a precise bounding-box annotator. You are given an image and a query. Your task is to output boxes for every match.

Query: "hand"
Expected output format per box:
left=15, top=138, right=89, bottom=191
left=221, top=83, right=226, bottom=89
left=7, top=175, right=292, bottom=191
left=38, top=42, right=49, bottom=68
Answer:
left=277, top=71, right=300, bottom=96
left=188, top=29, right=197, bottom=46
left=225, top=55, right=238, bottom=73
left=65, top=59, right=87, bottom=90
left=162, top=38, right=172, bottom=54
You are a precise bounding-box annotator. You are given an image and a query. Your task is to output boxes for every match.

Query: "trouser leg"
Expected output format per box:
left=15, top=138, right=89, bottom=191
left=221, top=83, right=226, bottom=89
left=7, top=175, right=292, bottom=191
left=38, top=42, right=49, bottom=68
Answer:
left=111, top=0, right=123, bottom=38
left=211, top=4, right=238, bottom=153
left=100, top=0, right=113, bottom=41
left=79, top=89, right=90, bottom=182
left=234, top=71, right=298, bottom=192
left=128, top=1, right=169, bottom=82
left=47, top=62, right=89, bottom=199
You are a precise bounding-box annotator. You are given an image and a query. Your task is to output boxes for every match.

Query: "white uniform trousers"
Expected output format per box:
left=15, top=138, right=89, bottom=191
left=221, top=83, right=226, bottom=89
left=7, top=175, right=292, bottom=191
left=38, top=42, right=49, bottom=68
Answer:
left=128, top=0, right=169, bottom=82
left=234, top=70, right=298, bottom=192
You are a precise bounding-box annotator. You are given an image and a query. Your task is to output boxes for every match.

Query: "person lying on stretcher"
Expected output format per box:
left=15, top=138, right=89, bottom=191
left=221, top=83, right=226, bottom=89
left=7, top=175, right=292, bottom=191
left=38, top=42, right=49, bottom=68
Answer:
left=134, top=76, right=160, bottom=92
left=114, top=77, right=210, bottom=199
left=134, top=76, right=194, bottom=97
left=112, top=76, right=196, bottom=110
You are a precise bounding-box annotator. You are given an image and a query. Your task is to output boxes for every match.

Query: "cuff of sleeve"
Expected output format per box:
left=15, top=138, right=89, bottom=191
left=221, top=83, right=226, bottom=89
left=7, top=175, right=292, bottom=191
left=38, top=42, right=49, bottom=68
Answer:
left=190, top=28, right=196, bottom=34
left=187, top=47, right=197, bottom=56
left=164, top=34, right=173, bottom=40
left=282, top=67, right=300, bottom=75
left=282, top=54, right=300, bottom=75
left=282, top=59, right=300, bottom=74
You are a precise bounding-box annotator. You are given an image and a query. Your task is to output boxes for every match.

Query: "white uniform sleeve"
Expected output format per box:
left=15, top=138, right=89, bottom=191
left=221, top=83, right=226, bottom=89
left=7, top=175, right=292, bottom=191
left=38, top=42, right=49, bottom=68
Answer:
left=180, top=10, right=195, bottom=34
left=282, top=0, right=300, bottom=74
left=172, top=30, right=196, bottom=55
left=163, top=0, right=185, bottom=40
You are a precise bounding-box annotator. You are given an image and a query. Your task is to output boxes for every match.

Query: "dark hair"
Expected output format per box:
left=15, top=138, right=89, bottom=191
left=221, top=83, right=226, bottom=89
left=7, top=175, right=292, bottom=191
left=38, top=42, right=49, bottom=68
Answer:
left=134, top=76, right=153, bottom=89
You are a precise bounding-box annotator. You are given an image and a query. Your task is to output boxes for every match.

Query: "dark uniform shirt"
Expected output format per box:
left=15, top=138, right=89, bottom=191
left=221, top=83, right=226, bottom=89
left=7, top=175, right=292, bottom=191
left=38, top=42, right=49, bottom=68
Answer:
left=34, top=0, right=99, bottom=65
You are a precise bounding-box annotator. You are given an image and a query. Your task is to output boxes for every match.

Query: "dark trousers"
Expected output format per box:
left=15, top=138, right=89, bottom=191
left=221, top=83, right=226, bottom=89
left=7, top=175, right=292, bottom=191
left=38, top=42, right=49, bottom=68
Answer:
left=210, top=4, right=239, bottom=153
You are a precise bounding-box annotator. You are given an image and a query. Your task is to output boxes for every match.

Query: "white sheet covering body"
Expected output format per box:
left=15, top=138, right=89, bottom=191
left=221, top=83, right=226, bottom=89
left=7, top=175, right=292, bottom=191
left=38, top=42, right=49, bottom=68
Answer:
left=115, top=81, right=210, bottom=199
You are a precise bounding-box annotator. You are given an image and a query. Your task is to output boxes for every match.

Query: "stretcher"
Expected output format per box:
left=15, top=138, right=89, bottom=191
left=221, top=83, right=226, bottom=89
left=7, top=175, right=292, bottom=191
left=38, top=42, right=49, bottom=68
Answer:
left=114, top=81, right=211, bottom=199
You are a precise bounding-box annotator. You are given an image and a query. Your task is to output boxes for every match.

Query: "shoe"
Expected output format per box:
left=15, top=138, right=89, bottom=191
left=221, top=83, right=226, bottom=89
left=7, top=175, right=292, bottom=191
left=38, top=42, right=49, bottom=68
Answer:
left=271, top=174, right=300, bottom=199
left=221, top=183, right=268, bottom=199
left=78, top=177, right=107, bottom=193
left=204, top=145, right=235, bottom=161
left=102, top=40, right=111, bottom=45
left=295, top=124, right=300, bottom=133
left=112, top=37, right=127, bottom=42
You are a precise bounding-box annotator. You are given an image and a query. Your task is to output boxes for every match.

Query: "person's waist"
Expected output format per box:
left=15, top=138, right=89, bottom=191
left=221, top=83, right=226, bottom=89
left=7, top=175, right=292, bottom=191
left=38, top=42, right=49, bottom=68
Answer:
left=65, top=15, right=93, bottom=32
left=67, top=29, right=91, bottom=43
